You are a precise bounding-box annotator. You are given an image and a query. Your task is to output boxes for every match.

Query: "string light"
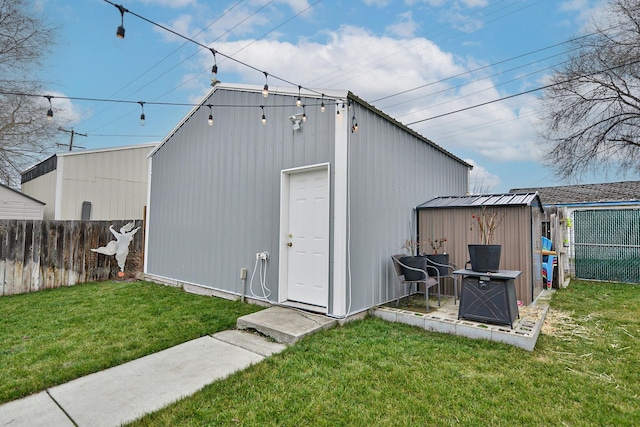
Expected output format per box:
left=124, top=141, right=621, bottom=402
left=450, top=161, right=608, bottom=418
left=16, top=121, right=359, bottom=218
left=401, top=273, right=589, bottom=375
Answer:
left=210, top=48, right=219, bottom=85
left=207, top=104, right=213, bottom=126
left=115, top=4, right=127, bottom=39
left=336, top=103, right=340, bottom=115
left=351, top=115, right=358, bottom=133
left=320, top=94, right=325, bottom=113
left=262, top=72, right=269, bottom=98
left=45, top=95, right=53, bottom=121
left=260, top=105, right=266, bottom=125
left=138, top=101, right=145, bottom=126
left=302, top=105, right=307, bottom=122
left=101, top=0, right=331, bottom=102
left=296, top=85, right=302, bottom=107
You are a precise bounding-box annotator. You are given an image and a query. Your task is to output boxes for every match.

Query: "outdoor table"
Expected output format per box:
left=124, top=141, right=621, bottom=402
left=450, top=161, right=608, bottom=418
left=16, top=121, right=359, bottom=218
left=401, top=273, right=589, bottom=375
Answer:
left=453, top=269, right=521, bottom=328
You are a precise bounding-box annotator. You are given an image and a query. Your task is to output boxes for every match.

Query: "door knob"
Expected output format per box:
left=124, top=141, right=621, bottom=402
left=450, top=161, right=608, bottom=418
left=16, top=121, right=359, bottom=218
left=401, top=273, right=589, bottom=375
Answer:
left=287, top=242, right=293, bottom=247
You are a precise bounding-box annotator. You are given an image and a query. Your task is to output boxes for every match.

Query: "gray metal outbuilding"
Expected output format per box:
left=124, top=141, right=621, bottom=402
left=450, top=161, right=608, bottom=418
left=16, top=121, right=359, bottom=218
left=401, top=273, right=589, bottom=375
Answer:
left=20, top=143, right=155, bottom=220
left=144, top=83, right=471, bottom=317
left=417, top=193, right=545, bottom=306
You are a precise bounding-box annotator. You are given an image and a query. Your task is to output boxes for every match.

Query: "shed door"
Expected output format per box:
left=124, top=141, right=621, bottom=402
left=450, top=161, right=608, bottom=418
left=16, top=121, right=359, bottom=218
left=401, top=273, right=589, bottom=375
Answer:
left=281, top=166, right=329, bottom=308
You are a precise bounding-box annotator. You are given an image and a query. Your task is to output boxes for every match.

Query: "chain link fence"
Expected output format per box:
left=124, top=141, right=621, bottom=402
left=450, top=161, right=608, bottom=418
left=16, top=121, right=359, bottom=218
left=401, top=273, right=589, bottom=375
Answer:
left=574, top=209, right=640, bottom=283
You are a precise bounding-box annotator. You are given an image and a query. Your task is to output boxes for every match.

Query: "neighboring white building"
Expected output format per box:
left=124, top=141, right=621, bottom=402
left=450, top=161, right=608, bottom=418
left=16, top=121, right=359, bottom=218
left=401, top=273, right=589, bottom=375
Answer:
left=21, top=143, right=156, bottom=220
left=0, top=183, right=45, bottom=220
left=144, top=83, right=471, bottom=317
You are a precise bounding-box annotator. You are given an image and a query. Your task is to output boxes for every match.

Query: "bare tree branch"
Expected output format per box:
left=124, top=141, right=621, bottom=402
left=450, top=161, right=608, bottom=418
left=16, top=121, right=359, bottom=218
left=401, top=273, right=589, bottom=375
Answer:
left=0, top=0, right=59, bottom=187
left=538, top=0, right=640, bottom=180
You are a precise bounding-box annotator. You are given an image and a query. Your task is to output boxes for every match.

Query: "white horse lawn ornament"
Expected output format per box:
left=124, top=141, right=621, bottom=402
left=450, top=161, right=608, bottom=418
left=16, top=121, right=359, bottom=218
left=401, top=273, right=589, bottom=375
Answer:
left=91, top=222, right=140, bottom=274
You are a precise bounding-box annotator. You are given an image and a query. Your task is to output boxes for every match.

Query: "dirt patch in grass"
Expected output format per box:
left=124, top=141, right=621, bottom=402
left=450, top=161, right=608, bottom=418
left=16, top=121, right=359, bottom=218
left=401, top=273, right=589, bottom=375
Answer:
left=541, top=308, right=597, bottom=341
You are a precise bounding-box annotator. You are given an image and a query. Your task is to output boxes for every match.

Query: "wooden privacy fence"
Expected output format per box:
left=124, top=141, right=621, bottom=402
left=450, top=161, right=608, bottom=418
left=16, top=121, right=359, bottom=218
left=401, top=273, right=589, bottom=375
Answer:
left=0, top=220, right=144, bottom=296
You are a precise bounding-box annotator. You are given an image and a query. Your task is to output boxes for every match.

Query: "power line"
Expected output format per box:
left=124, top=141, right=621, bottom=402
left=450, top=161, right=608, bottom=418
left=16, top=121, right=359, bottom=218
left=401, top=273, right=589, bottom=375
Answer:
left=305, top=0, right=542, bottom=90
left=102, top=0, right=325, bottom=97
left=75, top=0, right=246, bottom=130
left=405, top=58, right=640, bottom=126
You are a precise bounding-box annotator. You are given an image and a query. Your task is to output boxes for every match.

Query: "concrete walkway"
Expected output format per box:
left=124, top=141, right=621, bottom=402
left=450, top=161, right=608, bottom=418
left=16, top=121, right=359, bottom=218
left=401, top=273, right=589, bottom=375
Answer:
left=0, top=306, right=336, bottom=427
left=0, top=331, right=286, bottom=427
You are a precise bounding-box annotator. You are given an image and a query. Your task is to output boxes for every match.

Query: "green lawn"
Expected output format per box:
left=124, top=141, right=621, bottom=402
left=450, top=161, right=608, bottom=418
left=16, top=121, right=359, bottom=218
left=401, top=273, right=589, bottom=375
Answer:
left=0, top=280, right=263, bottom=403
left=130, top=281, right=640, bottom=426
left=2, top=280, right=639, bottom=426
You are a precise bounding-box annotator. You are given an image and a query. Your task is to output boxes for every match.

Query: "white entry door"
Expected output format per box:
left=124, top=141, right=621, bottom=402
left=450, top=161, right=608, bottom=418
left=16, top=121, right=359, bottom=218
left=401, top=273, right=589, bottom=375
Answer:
left=282, top=166, right=329, bottom=308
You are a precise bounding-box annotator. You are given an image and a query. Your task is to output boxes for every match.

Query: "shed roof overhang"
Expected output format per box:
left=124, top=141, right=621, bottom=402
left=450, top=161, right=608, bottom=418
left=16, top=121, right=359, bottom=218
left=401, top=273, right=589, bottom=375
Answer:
left=417, top=192, right=544, bottom=213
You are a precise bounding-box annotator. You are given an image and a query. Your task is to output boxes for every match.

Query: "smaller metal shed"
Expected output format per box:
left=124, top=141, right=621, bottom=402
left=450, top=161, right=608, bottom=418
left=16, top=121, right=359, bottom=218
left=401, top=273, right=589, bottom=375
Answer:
left=416, top=193, right=544, bottom=306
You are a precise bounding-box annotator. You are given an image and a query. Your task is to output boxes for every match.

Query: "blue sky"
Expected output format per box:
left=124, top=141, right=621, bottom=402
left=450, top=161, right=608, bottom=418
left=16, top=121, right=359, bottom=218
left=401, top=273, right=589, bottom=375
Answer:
left=35, top=0, right=638, bottom=192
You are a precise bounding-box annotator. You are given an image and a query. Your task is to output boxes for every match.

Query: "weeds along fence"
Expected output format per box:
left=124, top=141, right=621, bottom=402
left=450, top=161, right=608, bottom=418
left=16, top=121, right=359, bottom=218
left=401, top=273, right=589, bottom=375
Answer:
left=0, top=220, right=144, bottom=296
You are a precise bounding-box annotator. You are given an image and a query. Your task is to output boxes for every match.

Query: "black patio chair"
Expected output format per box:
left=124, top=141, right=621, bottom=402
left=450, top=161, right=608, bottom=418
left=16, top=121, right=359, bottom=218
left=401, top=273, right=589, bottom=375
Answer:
left=390, top=254, right=441, bottom=311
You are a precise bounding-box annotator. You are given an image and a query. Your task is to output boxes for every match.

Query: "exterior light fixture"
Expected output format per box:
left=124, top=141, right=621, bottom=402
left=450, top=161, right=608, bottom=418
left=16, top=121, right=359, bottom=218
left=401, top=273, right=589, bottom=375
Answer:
left=207, top=104, right=213, bottom=126
left=210, top=48, right=219, bottom=86
left=260, top=105, right=266, bottom=125
left=296, top=85, right=302, bottom=107
left=45, top=95, right=53, bottom=121
left=115, top=4, right=128, bottom=39
left=289, top=113, right=304, bottom=130
left=262, top=72, right=269, bottom=98
left=320, top=94, right=325, bottom=113
left=138, top=101, right=145, bottom=126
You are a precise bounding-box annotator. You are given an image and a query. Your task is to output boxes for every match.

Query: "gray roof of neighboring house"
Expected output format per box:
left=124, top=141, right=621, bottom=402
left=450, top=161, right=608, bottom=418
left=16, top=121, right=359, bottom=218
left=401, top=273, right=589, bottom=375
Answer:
left=509, top=181, right=640, bottom=205
left=417, top=193, right=542, bottom=211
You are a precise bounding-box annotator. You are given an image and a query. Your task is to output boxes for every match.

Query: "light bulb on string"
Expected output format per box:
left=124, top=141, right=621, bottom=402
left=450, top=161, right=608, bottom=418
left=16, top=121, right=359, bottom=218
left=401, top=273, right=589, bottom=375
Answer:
left=296, top=86, right=302, bottom=107
left=210, top=48, right=219, bottom=85
left=44, top=95, right=53, bottom=121
left=262, top=72, right=269, bottom=98
left=260, top=106, right=266, bottom=125
left=207, top=104, right=213, bottom=126
left=115, top=4, right=127, bottom=39
left=138, top=101, right=145, bottom=126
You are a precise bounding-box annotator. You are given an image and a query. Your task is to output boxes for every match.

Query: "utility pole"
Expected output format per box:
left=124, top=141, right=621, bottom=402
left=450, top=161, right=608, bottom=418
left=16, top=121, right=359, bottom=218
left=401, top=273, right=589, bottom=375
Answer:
left=57, top=127, right=87, bottom=151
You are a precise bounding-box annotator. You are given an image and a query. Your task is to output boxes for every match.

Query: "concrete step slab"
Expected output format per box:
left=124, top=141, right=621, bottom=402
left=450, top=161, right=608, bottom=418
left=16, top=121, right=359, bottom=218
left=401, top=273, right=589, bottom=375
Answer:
left=213, top=330, right=287, bottom=357
left=237, top=306, right=337, bottom=344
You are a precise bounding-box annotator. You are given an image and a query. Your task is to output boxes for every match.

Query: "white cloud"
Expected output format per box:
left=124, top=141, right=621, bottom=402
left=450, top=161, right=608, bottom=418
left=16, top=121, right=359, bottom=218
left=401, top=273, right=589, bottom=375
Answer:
left=276, top=0, right=314, bottom=16
left=203, top=25, right=463, bottom=99
left=465, top=159, right=501, bottom=193
left=43, top=91, right=82, bottom=125
left=386, top=11, right=419, bottom=38
left=179, top=22, right=547, bottom=166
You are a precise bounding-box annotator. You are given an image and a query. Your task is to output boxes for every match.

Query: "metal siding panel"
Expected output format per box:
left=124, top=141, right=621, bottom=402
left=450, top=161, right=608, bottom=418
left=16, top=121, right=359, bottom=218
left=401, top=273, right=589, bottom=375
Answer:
left=21, top=171, right=57, bottom=220
left=146, top=89, right=335, bottom=298
left=56, top=147, right=149, bottom=220
left=419, top=205, right=538, bottom=305
left=346, top=105, right=469, bottom=312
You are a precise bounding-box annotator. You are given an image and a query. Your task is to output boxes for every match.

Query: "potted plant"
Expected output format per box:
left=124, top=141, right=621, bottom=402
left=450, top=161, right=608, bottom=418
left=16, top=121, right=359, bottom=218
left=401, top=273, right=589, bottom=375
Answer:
left=425, top=237, right=449, bottom=276
left=469, top=206, right=506, bottom=272
left=400, top=238, right=428, bottom=280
